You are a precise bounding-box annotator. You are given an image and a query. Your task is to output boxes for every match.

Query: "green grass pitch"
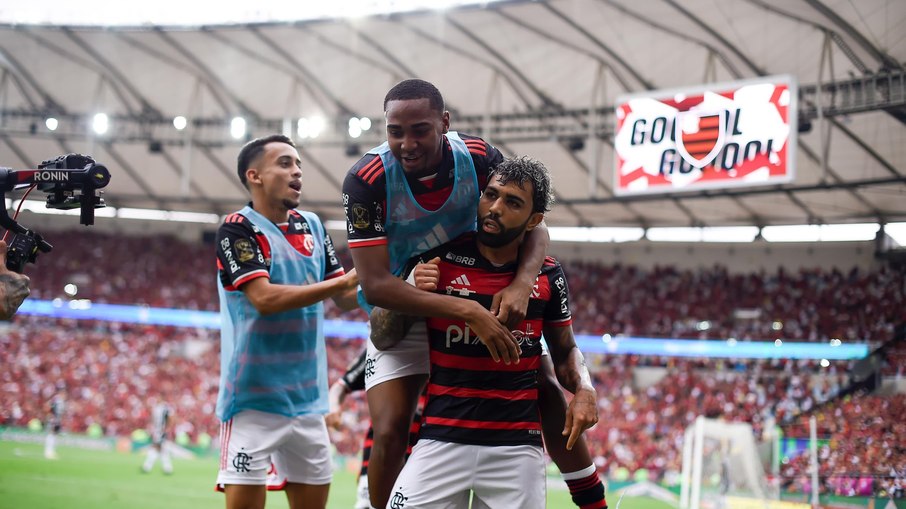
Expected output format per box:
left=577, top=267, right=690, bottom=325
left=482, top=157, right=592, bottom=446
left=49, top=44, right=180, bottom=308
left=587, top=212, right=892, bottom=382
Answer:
left=0, top=441, right=673, bottom=508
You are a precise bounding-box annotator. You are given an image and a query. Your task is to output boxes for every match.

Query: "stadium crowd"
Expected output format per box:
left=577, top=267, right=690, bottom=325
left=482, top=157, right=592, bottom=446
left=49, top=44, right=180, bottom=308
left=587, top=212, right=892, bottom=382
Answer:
left=6, top=230, right=906, bottom=497
left=24, top=231, right=905, bottom=342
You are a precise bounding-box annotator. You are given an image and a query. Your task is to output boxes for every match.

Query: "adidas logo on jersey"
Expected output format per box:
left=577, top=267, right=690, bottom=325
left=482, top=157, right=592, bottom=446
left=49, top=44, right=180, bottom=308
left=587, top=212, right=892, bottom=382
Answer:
left=445, top=274, right=475, bottom=297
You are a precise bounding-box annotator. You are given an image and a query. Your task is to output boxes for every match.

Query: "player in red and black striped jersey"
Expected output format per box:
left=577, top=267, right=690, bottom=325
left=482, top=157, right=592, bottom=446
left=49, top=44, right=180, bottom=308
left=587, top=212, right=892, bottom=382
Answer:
left=419, top=239, right=567, bottom=447
left=342, top=79, right=537, bottom=509
left=216, top=209, right=346, bottom=291
left=343, top=132, right=501, bottom=249
left=389, top=157, right=604, bottom=508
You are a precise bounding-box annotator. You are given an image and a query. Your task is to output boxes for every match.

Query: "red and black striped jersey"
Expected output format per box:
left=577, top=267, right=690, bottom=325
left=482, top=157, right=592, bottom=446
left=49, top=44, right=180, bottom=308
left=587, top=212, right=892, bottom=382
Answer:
left=414, top=233, right=573, bottom=447
left=342, top=133, right=503, bottom=250
left=216, top=207, right=345, bottom=291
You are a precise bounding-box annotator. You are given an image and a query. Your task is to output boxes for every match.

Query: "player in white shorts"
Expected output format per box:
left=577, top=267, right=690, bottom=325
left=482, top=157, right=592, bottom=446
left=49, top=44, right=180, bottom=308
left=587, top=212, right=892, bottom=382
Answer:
left=344, top=79, right=533, bottom=508
left=389, top=158, right=599, bottom=508
left=215, top=135, right=359, bottom=509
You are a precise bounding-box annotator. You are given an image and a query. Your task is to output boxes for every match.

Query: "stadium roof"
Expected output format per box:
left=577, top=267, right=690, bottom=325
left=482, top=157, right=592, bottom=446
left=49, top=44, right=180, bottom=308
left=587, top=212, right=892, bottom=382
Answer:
left=0, top=0, right=903, bottom=229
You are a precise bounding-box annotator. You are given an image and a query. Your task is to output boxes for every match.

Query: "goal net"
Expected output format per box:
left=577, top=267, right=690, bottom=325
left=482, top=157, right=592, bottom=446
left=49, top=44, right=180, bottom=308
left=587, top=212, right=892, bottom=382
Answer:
left=680, top=417, right=773, bottom=509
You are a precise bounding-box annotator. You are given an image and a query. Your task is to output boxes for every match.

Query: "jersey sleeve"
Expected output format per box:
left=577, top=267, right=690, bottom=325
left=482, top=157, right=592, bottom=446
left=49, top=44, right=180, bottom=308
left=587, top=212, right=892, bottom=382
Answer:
left=461, top=133, right=504, bottom=191
left=542, top=260, right=573, bottom=327
left=216, top=215, right=269, bottom=291
left=323, top=232, right=346, bottom=280
left=341, top=349, right=368, bottom=393
left=343, top=154, right=388, bottom=250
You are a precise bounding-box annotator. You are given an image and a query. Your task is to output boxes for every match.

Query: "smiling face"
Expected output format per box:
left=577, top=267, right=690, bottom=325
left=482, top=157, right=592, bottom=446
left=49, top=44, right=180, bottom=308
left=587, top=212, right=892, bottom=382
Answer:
left=384, top=98, right=450, bottom=175
left=477, top=174, right=544, bottom=249
left=246, top=141, right=303, bottom=211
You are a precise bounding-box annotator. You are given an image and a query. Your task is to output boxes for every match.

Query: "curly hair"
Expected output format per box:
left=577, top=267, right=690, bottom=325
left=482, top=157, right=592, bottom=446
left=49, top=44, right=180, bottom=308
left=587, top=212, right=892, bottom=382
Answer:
left=489, top=156, right=554, bottom=214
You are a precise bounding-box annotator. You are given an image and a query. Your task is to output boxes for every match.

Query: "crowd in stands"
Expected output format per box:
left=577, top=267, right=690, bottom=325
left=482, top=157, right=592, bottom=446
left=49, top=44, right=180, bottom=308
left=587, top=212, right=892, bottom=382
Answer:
left=7, top=230, right=906, bottom=497
left=25, top=231, right=905, bottom=343
left=780, top=394, right=906, bottom=499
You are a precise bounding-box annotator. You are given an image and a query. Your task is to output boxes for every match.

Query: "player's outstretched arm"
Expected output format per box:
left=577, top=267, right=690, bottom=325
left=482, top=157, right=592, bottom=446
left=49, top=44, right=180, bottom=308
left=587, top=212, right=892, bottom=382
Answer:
left=242, top=269, right=358, bottom=316
left=353, top=245, right=520, bottom=364
left=544, top=324, right=598, bottom=450
left=491, top=221, right=550, bottom=328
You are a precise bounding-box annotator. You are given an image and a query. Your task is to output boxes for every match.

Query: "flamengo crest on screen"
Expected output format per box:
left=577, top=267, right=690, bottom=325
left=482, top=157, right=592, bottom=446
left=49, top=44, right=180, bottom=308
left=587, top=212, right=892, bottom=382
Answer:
left=614, top=75, right=797, bottom=195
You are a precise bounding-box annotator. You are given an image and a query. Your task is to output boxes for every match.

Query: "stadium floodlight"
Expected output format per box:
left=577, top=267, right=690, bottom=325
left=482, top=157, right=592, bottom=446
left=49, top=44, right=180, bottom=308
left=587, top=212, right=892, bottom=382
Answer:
left=348, top=122, right=362, bottom=139
left=359, top=117, right=372, bottom=131
left=173, top=116, right=187, bottom=130
left=298, top=116, right=326, bottom=139
left=45, top=117, right=58, bottom=131
left=230, top=117, right=246, bottom=139
left=92, top=113, right=109, bottom=134
left=297, top=118, right=311, bottom=139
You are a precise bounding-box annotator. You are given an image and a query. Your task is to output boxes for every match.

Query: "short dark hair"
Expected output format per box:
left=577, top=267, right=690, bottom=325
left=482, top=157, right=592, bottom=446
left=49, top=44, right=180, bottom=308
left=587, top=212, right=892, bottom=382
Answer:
left=383, top=79, right=445, bottom=114
left=489, top=156, right=554, bottom=214
left=236, top=134, right=295, bottom=186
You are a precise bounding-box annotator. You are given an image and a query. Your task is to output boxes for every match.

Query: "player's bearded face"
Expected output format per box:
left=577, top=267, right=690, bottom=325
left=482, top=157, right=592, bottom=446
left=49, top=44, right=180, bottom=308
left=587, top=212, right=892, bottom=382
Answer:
left=477, top=212, right=530, bottom=248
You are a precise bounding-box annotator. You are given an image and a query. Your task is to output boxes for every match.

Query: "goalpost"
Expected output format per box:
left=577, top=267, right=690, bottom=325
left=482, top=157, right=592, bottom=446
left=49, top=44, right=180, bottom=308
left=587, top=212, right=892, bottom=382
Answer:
left=680, top=416, right=774, bottom=509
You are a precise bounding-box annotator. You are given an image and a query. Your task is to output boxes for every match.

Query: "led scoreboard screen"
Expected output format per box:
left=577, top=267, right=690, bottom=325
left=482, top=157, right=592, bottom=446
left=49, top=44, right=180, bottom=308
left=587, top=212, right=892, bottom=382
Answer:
left=614, top=76, right=796, bottom=195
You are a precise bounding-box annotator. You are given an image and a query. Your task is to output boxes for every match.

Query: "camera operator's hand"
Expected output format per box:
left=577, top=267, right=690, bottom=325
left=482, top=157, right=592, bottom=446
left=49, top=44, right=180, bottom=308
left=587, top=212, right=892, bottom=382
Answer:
left=0, top=240, right=30, bottom=320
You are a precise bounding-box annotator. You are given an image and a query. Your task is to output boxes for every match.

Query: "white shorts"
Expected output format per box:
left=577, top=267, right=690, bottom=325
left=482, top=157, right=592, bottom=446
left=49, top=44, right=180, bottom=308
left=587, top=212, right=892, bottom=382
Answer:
left=216, top=410, right=332, bottom=488
left=364, top=320, right=429, bottom=391
left=389, top=439, right=545, bottom=509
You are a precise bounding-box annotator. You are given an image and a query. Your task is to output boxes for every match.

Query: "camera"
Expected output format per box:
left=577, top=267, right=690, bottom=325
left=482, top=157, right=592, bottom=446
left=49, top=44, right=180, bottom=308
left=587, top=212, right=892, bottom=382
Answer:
left=0, top=153, right=111, bottom=273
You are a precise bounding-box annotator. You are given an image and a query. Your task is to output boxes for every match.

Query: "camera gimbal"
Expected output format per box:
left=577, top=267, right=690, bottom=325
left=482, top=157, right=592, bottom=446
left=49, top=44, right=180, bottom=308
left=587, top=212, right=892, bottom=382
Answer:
left=0, top=154, right=111, bottom=273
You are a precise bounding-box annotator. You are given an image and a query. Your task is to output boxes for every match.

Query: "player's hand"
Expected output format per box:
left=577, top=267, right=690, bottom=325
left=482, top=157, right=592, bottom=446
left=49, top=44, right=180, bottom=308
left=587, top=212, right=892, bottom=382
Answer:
left=341, top=268, right=359, bottom=291
left=324, top=409, right=343, bottom=431
left=491, top=280, right=532, bottom=329
left=0, top=240, right=30, bottom=321
left=562, top=387, right=598, bottom=450
left=412, top=257, right=440, bottom=291
left=465, top=302, right=521, bottom=364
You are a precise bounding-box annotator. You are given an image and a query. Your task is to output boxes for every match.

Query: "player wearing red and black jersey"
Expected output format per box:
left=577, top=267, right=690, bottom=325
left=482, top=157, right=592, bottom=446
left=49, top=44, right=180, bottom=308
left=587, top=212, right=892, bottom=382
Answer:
left=389, top=157, right=602, bottom=509
left=216, top=208, right=346, bottom=291
left=214, top=135, right=359, bottom=509
left=419, top=237, right=569, bottom=447
left=342, top=79, right=533, bottom=509
left=343, top=132, right=501, bottom=250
